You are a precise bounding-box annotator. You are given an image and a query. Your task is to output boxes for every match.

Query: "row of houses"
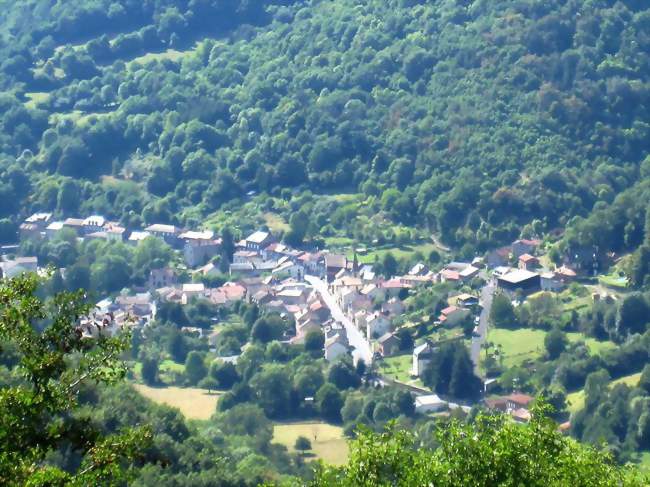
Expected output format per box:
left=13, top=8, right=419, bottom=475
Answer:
left=19, top=212, right=223, bottom=268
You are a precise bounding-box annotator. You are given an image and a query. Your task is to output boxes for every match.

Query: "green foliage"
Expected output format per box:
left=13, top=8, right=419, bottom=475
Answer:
left=184, top=350, right=207, bottom=385
left=314, top=404, right=647, bottom=486
left=490, top=293, right=518, bottom=328
left=0, top=274, right=151, bottom=485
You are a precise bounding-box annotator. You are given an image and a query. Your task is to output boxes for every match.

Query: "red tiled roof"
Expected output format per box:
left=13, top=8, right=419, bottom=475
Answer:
left=506, top=393, right=534, bottom=406
left=441, top=305, right=459, bottom=315
left=519, top=253, right=538, bottom=263
left=441, top=269, right=460, bottom=281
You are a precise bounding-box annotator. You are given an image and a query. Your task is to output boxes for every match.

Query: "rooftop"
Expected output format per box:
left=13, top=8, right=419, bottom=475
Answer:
left=498, top=269, right=539, bottom=284
left=145, top=224, right=179, bottom=234
left=179, top=230, right=215, bottom=240
left=246, top=231, right=271, bottom=244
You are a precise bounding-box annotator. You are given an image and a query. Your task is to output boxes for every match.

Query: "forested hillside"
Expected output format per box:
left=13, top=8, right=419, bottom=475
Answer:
left=0, top=0, right=648, bottom=255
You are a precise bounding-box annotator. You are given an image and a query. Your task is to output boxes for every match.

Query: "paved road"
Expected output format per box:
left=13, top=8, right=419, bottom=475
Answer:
left=471, top=277, right=496, bottom=375
left=305, top=275, right=373, bottom=365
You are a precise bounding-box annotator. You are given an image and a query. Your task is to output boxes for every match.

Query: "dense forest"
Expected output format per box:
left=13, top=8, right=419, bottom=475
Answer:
left=1, top=0, right=650, bottom=484
left=0, top=0, right=647, bottom=257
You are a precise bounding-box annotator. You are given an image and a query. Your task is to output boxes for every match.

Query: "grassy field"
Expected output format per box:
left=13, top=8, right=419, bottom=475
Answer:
left=264, top=212, right=289, bottom=233
left=487, top=327, right=547, bottom=367
left=567, top=372, right=642, bottom=413
left=133, top=384, right=221, bottom=420
left=272, top=422, right=348, bottom=465
left=566, top=333, right=616, bottom=355
left=128, top=48, right=191, bottom=66
left=378, top=353, right=412, bottom=382
left=598, top=270, right=629, bottom=289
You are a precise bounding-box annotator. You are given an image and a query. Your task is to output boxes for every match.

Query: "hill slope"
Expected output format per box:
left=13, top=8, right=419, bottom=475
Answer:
left=0, top=0, right=648, bottom=253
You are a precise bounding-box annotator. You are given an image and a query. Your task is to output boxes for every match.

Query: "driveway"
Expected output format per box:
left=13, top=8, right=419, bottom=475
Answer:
left=471, top=279, right=495, bottom=375
left=305, top=275, right=373, bottom=365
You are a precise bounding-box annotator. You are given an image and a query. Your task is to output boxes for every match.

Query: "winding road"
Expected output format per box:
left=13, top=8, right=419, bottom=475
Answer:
left=305, top=275, right=373, bottom=365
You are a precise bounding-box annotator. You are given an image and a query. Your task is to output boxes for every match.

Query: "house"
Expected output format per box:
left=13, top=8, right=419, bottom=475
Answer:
left=459, top=265, right=479, bottom=281
left=276, top=288, right=309, bottom=306
left=412, top=342, right=434, bottom=377
left=381, top=278, right=412, bottom=297
left=0, top=256, right=38, bottom=279
left=82, top=215, right=106, bottom=235
left=555, top=265, right=577, bottom=282
left=21, top=213, right=52, bottom=239
left=493, top=266, right=512, bottom=278
left=487, top=246, right=512, bottom=268
left=145, top=224, right=182, bottom=247
left=400, top=274, right=434, bottom=287
left=438, top=306, right=470, bottom=326
left=540, top=272, right=564, bottom=292
left=45, top=221, right=64, bottom=239
left=377, top=332, right=400, bottom=356
left=298, top=252, right=325, bottom=276
left=366, top=312, right=391, bottom=339
left=361, top=283, right=385, bottom=301
left=325, top=334, right=348, bottom=361
left=382, top=297, right=405, bottom=316
left=354, top=310, right=369, bottom=331
left=25, top=212, right=52, bottom=229
left=148, top=268, right=177, bottom=289
left=105, top=223, right=126, bottom=242
left=338, top=287, right=358, bottom=310
left=181, top=283, right=206, bottom=304
left=128, top=231, right=151, bottom=245
left=325, top=254, right=347, bottom=281
left=63, top=218, right=85, bottom=235
left=272, top=260, right=304, bottom=280
left=229, top=262, right=259, bottom=277
left=180, top=230, right=221, bottom=267
left=193, top=262, right=220, bottom=278
left=414, top=394, right=448, bottom=414
left=439, top=269, right=461, bottom=283
left=219, top=282, right=247, bottom=302
left=518, top=253, right=539, bottom=271
left=505, top=393, right=534, bottom=411
left=18, top=223, right=40, bottom=240
left=497, top=269, right=540, bottom=296
left=349, top=294, right=373, bottom=313
left=245, top=231, right=273, bottom=251
left=409, top=263, right=430, bottom=276
left=455, top=293, right=479, bottom=308
left=512, top=239, right=541, bottom=258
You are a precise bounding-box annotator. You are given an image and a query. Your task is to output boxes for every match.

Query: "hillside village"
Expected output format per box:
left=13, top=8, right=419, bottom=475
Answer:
left=2, top=210, right=623, bottom=424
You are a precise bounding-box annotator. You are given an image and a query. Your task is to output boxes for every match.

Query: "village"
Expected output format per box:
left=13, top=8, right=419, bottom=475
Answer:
left=2, top=211, right=603, bottom=424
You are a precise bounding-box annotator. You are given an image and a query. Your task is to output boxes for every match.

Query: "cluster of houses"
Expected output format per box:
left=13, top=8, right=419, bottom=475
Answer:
left=413, top=391, right=535, bottom=424
left=488, top=239, right=578, bottom=297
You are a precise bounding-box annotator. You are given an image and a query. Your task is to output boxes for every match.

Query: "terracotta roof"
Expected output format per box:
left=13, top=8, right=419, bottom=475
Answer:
left=441, top=305, right=459, bottom=315
left=518, top=253, right=538, bottom=263
left=506, top=393, right=534, bottom=406
left=441, top=269, right=460, bottom=281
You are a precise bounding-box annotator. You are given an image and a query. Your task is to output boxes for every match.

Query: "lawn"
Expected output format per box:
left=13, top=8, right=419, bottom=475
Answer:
left=378, top=353, right=412, bottom=383
left=133, top=384, right=221, bottom=420
left=342, top=242, right=437, bottom=265
left=598, top=270, right=629, bottom=289
left=487, top=327, right=547, bottom=367
left=566, top=333, right=616, bottom=355
left=272, top=422, right=349, bottom=465
left=263, top=212, right=289, bottom=233
left=567, top=372, right=642, bottom=414
left=128, top=48, right=192, bottom=66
